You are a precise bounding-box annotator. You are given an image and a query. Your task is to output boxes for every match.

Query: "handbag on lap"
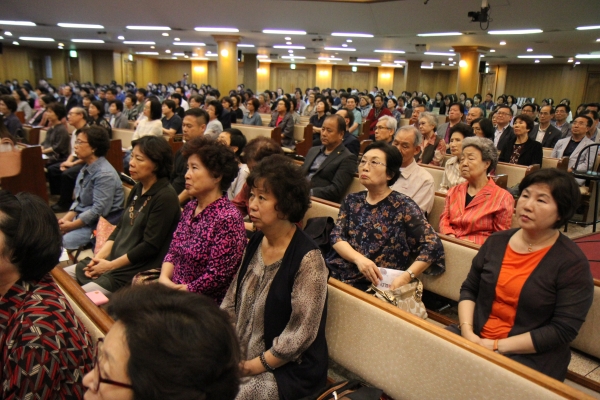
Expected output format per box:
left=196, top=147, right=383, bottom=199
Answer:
left=367, top=279, right=428, bottom=319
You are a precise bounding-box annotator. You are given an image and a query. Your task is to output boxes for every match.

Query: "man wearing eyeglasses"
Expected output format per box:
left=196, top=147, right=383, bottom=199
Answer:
left=552, top=115, right=595, bottom=185
left=301, top=115, right=357, bottom=203
left=528, top=105, right=562, bottom=148
left=374, top=116, right=397, bottom=145
left=552, top=104, right=571, bottom=139
left=493, top=105, right=515, bottom=152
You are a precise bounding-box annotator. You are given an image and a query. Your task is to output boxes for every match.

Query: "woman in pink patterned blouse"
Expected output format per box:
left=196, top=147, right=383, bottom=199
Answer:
left=158, top=137, right=246, bottom=303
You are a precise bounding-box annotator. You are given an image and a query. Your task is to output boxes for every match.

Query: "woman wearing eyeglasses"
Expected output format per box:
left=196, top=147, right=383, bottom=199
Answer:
left=327, top=141, right=445, bottom=291
left=83, top=284, right=241, bottom=399
left=65, top=136, right=181, bottom=295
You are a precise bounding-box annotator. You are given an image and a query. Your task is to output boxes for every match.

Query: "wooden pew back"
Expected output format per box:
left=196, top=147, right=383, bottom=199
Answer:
left=106, top=139, right=124, bottom=173
left=231, top=123, right=278, bottom=142
left=112, top=128, right=134, bottom=149
left=496, top=162, right=540, bottom=188
left=1, top=145, right=48, bottom=202
left=421, top=164, right=445, bottom=192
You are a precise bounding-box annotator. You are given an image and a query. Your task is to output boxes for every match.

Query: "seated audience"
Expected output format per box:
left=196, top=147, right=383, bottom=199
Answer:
left=122, top=93, right=138, bottom=121
left=309, top=99, right=330, bottom=139
left=301, top=115, right=357, bottom=203
left=408, top=102, right=426, bottom=128
left=88, top=100, right=112, bottom=138
left=230, top=94, right=245, bottom=121
left=553, top=104, right=571, bottom=138
left=302, top=92, right=317, bottom=116
left=108, top=100, right=130, bottom=129
left=360, top=95, right=372, bottom=119
left=59, top=126, right=124, bottom=250
left=438, top=102, right=467, bottom=146
left=218, top=128, right=249, bottom=200
left=466, top=106, right=484, bottom=125
left=221, top=96, right=238, bottom=125
left=346, top=95, right=362, bottom=137
left=390, top=126, right=435, bottom=215
left=0, top=94, right=23, bottom=137
left=374, top=115, right=397, bottom=145
left=13, top=89, right=32, bottom=120
left=242, top=98, right=263, bottom=126
left=439, top=137, right=514, bottom=244
left=438, top=124, right=474, bottom=194
left=221, top=155, right=328, bottom=399
left=581, top=109, right=600, bottom=141
left=28, top=94, right=52, bottom=125
left=552, top=115, right=595, bottom=185
left=471, top=117, right=495, bottom=140
left=387, top=97, right=402, bottom=123
left=83, top=284, right=240, bottom=399
left=499, top=114, right=543, bottom=167
left=366, top=95, right=393, bottom=135
left=66, top=136, right=181, bottom=295
left=125, top=98, right=163, bottom=174
left=417, top=111, right=446, bottom=166
left=528, top=105, right=562, bottom=148
left=205, top=100, right=225, bottom=139
left=258, top=93, right=271, bottom=114
left=159, top=137, right=246, bottom=303
left=451, top=169, right=593, bottom=381
left=268, top=98, right=295, bottom=150
left=41, top=102, right=70, bottom=165
left=161, top=99, right=183, bottom=138
left=327, top=141, right=445, bottom=290
left=0, top=191, right=94, bottom=398
left=335, top=107, right=360, bottom=156
left=170, top=92, right=186, bottom=119
left=492, top=105, right=515, bottom=151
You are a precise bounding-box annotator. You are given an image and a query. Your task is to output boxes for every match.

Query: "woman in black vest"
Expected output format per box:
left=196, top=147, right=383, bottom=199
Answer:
left=221, top=155, right=328, bottom=400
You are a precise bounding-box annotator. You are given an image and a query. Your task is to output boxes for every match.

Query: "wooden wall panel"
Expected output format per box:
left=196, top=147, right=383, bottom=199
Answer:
left=504, top=64, right=589, bottom=107
left=237, top=62, right=245, bottom=87
left=157, top=60, right=191, bottom=84
left=315, top=65, right=333, bottom=90
left=92, top=51, right=114, bottom=85
left=77, top=51, right=94, bottom=82
left=332, top=66, right=377, bottom=92
left=113, top=52, right=124, bottom=85
left=269, top=63, right=316, bottom=93
left=207, top=61, right=218, bottom=87
left=135, top=57, right=159, bottom=87
left=256, top=63, right=270, bottom=93
left=447, top=69, right=458, bottom=95
left=392, top=67, right=405, bottom=95
left=0, top=46, right=33, bottom=83
left=191, top=60, right=208, bottom=86
left=48, top=50, right=67, bottom=84
left=419, top=69, right=453, bottom=98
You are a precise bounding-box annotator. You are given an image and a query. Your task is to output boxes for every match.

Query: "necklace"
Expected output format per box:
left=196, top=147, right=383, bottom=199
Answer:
left=523, top=230, right=556, bottom=252
left=128, top=194, right=152, bottom=226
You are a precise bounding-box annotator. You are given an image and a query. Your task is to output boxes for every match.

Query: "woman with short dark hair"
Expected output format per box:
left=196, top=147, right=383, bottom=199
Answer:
left=88, top=100, right=112, bottom=138
left=219, top=128, right=249, bottom=200
left=83, top=284, right=241, bottom=399
left=221, top=154, right=328, bottom=399
left=268, top=98, right=295, bottom=149
left=471, top=117, right=495, bottom=140
left=12, top=89, right=32, bottom=120
left=499, top=114, right=542, bottom=167
left=0, top=191, right=94, bottom=398
left=66, top=136, right=181, bottom=295
left=242, top=98, right=262, bottom=126
left=452, top=169, right=593, bottom=381
left=159, top=137, right=246, bottom=303
left=41, top=102, right=70, bottom=164
left=206, top=100, right=224, bottom=139
left=327, top=141, right=445, bottom=290
left=59, top=126, right=124, bottom=250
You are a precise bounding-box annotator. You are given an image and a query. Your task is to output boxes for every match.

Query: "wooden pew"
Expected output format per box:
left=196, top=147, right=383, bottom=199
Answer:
left=496, top=162, right=540, bottom=188
left=1, top=145, right=49, bottom=202
left=106, top=139, right=124, bottom=173
left=15, top=111, right=25, bottom=124
left=359, top=139, right=372, bottom=155
left=341, top=176, right=367, bottom=200
left=112, top=128, right=134, bottom=149
left=543, top=147, right=554, bottom=158
left=399, top=118, right=410, bottom=127
left=420, top=164, right=445, bottom=192
left=293, top=124, right=314, bottom=157
left=259, top=113, right=271, bottom=126
left=542, top=156, right=569, bottom=170
left=231, top=123, right=279, bottom=142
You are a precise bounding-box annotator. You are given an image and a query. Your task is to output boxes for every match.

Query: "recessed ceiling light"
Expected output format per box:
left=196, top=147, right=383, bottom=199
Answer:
left=288, top=49, right=293, bottom=53
left=568, top=58, right=574, bottom=62
left=19, top=37, right=55, bottom=42
left=332, top=32, right=373, bottom=38
left=318, top=57, right=342, bottom=61
left=192, top=53, right=198, bottom=56
left=342, top=44, right=348, bottom=47
left=4, top=31, right=12, bottom=36
left=257, top=55, right=268, bottom=58
left=517, top=55, right=553, bottom=58
left=349, top=62, right=370, bottom=66
left=72, top=39, right=105, bottom=43
left=527, top=48, right=533, bottom=52
left=194, top=27, right=239, bottom=33
left=118, top=36, right=125, bottom=40
left=421, top=64, right=434, bottom=69
left=162, top=32, right=169, bottom=37
left=325, top=47, right=355, bottom=51
left=58, top=45, right=63, bottom=49
left=173, top=42, right=206, bottom=46
left=357, top=58, right=380, bottom=62
left=173, top=53, right=185, bottom=56
left=490, top=49, right=496, bottom=52
left=205, top=53, right=217, bottom=57
left=535, top=60, right=540, bottom=63
left=381, top=63, right=403, bottom=68
left=374, top=49, right=405, bottom=54
left=281, top=55, right=305, bottom=59
left=448, top=57, right=453, bottom=61
left=237, top=44, right=255, bottom=47
left=0, top=36, right=3, bottom=39
left=489, top=29, right=543, bottom=35
left=597, top=38, right=600, bottom=42
left=576, top=25, right=600, bottom=30
left=417, top=32, right=463, bottom=37
left=126, top=26, right=170, bottom=30
left=441, top=63, right=446, bottom=66
left=124, top=41, right=156, bottom=45
left=259, top=59, right=272, bottom=62
left=576, top=54, right=600, bottom=59
left=424, top=52, right=456, bottom=56
left=480, top=55, right=485, bottom=58
left=58, top=42, right=64, bottom=46
left=500, top=41, right=506, bottom=45
left=575, top=61, right=581, bottom=65
left=273, top=45, right=305, bottom=49
left=263, top=29, right=306, bottom=35
left=285, top=37, right=291, bottom=40
left=136, top=51, right=159, bottom=55
left=150, top=46, right=155, bottom=49
left=58, top=23, right=104, bottom=29
left=0, top=20, right=36, bottom=26
left=394, top=60, right=406, bottom=64
left=347, top=39, right=352, bottom=43
left=184, top=55, right=189, bottom=58
left=172, top=56, right=177, bottom=59
left=174, top=38, right=180, bottom=41
left=286, top=41, right=292, bottom=45
left=165, top=50, right=171, bottom=53
left=12, top=41, right=19, bottom=45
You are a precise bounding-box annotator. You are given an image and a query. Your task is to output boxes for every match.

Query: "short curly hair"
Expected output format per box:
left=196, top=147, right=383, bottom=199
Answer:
left=246, top=154, right=310, bottom=223
left=182, top=136, right=239, bottom=192
left=461, top=136, right=498, bottom=174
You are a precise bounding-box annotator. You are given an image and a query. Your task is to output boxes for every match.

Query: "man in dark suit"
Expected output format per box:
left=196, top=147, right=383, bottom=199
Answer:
left=301, top=115, right=357, bottom=202
left=335, top=108, right=360, bottom=156
left=493, top=105, right=515, bottom=152
left=528, top=105, right=562, bottom=148
left=59, top=85, right=79, bottom=112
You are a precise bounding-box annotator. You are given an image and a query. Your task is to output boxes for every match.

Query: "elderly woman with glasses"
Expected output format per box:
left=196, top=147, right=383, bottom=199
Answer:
left=327, top=141, right=445, bottom=291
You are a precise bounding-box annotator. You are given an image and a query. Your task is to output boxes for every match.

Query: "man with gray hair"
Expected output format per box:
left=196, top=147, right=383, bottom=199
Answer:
left=374, top=115, right=397, bottom=144
left=390, top=125, right=435, bottom=215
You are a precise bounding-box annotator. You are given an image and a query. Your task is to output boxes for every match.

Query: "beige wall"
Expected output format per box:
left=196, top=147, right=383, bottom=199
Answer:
left=135, top=57, right=159, bottom=86
left=92, top=51, right=114, bottom=85
left=157, top=60, right=191, bottom=83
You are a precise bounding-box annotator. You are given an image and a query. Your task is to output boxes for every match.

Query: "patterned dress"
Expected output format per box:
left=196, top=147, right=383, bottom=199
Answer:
left=0, top=275, right=94, bottom=399
left=164, top=195, right=246, bottom=303
left=327, top=191, right=445, bottom=287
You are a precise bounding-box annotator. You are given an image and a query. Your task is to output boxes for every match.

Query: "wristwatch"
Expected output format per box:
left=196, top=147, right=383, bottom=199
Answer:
left=405, top=269, right=415, bottom=279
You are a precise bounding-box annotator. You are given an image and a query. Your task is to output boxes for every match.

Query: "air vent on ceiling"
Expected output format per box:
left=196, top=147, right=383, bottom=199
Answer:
left=312, top=37, right=324, bottom=42
left=415, top=44, right=429, bottom=52
left=270, top=53, right=278, bottom=59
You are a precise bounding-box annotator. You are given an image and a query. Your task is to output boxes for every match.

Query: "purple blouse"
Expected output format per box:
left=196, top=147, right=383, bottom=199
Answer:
left=164, top=196, right=246, bottom=303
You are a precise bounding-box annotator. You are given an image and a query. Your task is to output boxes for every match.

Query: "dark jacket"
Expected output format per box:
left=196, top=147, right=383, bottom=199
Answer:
left=460, top=229, right=594, bottom=381
left=496, top=125, right=515, bottom=153
left=342, top=132, right=360, bottom=156
left=218, top=109, right=232, bottom=130
left=528, top=124, right=562, bottom=149
left=42, top=123, right=71, bottom=163
left=498, top=137, right=543, bottom=166
left=60, top=96, right=79, bottom=112
left=269, top=112, right=295, bottom=149
left=170, top=149, right=186, bottom=195
left=236, top=229, right=328, bottom=400
left=301, top=143, right=357, bottom=203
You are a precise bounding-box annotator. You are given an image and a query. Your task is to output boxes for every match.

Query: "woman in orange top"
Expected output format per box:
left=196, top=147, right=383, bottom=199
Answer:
left=438, top=137, right=514, bottom=244
left=450, top=169, right=594, bottom=381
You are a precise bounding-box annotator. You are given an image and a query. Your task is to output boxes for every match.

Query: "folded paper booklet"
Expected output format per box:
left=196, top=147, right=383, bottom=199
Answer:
left=377, top=267, right=404, bottom=290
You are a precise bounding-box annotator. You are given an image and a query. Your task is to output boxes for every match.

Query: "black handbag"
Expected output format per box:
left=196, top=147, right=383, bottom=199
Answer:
left=303, top=216, right=335, bottom=256
left=300, top=380, right=384, bottom=400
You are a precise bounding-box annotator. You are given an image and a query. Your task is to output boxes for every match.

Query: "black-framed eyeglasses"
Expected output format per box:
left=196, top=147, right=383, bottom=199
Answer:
left=92, top=338, right=133, bottom=392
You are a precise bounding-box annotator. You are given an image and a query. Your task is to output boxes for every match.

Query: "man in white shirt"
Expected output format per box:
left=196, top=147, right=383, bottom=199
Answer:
left=492, top=105, right=515, bottom=151
left=528, top=105, right=562, bottom=148
left=552, top=104, right=571, bottom=138
left=390, top=125, right=435, bottom=215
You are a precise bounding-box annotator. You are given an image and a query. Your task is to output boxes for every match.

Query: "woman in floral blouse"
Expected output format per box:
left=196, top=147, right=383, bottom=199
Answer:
left=158, top=137, right=246, bottom=304
left=327, top=141, right=445, bottom=291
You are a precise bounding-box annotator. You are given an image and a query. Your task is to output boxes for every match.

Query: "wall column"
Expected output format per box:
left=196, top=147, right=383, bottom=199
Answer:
left=494, top=64, right=508, bottom=97
left=377, top=67, right=394, bottom=92
left=316, top=64, right=333, bottom=89
left=212, top=35, right=240, bottom=92
left=191, top=60, right=208, bottom=84
left=404, top=60, right=422, bottom=92
left=242, top=53, right=258, bottom=93
left=453, top=46, right=488, bottom=96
